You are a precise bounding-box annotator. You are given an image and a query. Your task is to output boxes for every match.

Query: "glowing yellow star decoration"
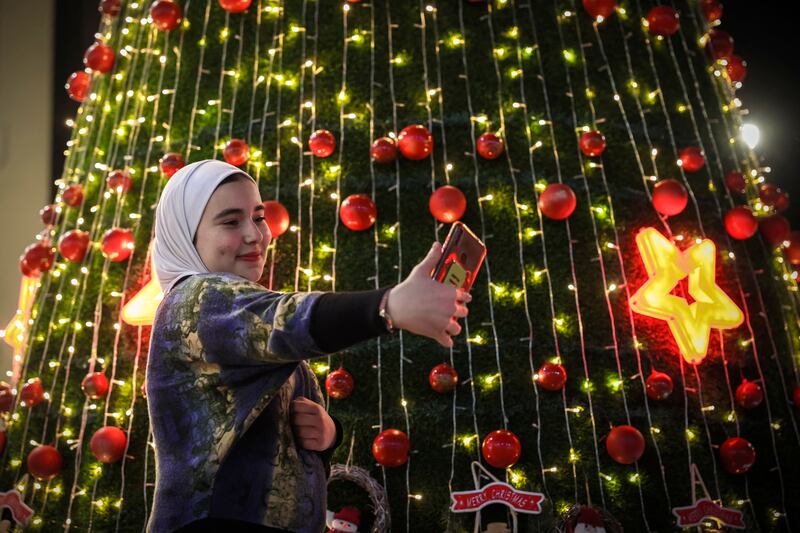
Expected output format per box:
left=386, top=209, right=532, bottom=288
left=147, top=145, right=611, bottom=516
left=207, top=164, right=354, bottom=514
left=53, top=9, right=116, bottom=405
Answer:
left=121, top=252, right=163, bottom=327
left=630, top=227, right=743, bottom=364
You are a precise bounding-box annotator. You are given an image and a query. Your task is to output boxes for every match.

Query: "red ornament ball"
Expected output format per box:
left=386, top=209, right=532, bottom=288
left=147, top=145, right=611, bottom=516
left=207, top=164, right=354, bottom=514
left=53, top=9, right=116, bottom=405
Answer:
left=150, top=0, right=183, bottom=31
left=262, top=200, right=290, bottom=238
left=340, top=194, right=377, bottom=231
left=537, top=361, right=567, bottom=391
left=735, top=379, right=763, bottom=410
left=582, top=0, right=616, bottom=20
left=606, top=425, right=645, bottom=465
left=372, top=429, right=409, bottom=467
left=579, top=130, right=606, bottom=157
left=724, top=207, right=758, bottom=240
left=65, top=70, right=91, bottom=102
left=724, top=171, right=746, bottom=195
left=759, top=215, right=790, bottom=247
left=793, top=385, right=800, bottom=409
left=20, top=242, right=55, bottom=278
left=81, top=372, right=110, bottom=400
left=429, top=363, right=459, bottom=394
left=652, top=179, right=688, bottom=216
left=308, top=129, right=336, bottom=158
left=758, top=183, right=789, bottom=213
left=107, top=169, right=132, bottom=194
left=91, top=426, right=127, bottom=463
left=159, top=152, right=185, bottom=178
left=58, top=230, right=91, bottom=263
left=101, top=227, right=135, bottom=262
left=27, top=445, right=63, bottom=481
left=224, top=138, right=250, bottom=167
left=84, top=41, right=115, bottom=73
left=679, top=147, right=705, bottom=173
left=99, top=0, right=121, bottom=16
left=63, top=183, right=84, bottom=208
left=539, top=183, right=577, bottom=221
left=720, top=436, right=756, bottom=474
left=726, top=55, right=747, bottom=83
left=325, top=368, right=354, bottom=400
left=0, top=383, right=14, bottom=413
left=20, top=378, right=44, bottom=408
left=397, top=125, right=433, bottom=161
left=646, top=371, right=673, bottom=401
left=476, top=132, right=504, bottom=160
left=429, top=185, right=467, bottom=223
left=785, top=232, right=800, bottom=266
left=707, top=30, right=734, bottom=61
left=647, top=6, right=680, bottom=37
left=701, top=0, right=723, bottom=23
left=218, top=0, right=252, bottom=13
left=41, top=204, right=59, bottom=227
left=481, top=429, right=521, bottom=469
left=371, top=137, right=398, bottom=164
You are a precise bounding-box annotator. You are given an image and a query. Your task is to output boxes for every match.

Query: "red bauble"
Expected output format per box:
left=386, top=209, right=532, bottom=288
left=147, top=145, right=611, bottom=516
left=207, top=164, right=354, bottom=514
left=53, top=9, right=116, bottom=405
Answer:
left=735, top=379, right=763, bottom=409
left=579, top=130, right=606, bottom=157
left=0, top=432, right=5, bottom=456
left=160, top=152, right=185, bottom=178
left=646, top=371, right=673, bottom=401
left=707, top=30, right=734, bottom=61
left=19, top=242, right=55, bottom=278
left=101, top=227, right=135, bottom=262
left=647, top=6, right=680, bottom=37
left=793, top=385, right=800, bottom=409
left=99, top=0, right=121, bottom=16
left=371, top=137, right=398, bottom=164
left=606, top=425, right=645, bottom=465
left=397, top=125, right=433, bottom=161
left=759, top=215, right=790, bottom=247
left=582, top=0, right=616, bottom=19
left=81, top=372, right=110, bottom=400
left=785, top=232, right=800, bottom=266
left=476, top=132, right=504, bottom=160
left=40, top=204, right=59, bottom=227
left=107, top=169, right=132, bottom=194
left=340, top=194, right=377, bottom=231
left=679, top=147, right=705, bottom=173
left=0, top=383, right=14, bottom=413
left=91, top=426, right=127, bottom=463
left=218, top=0, right=252, bottom=13
left=325, top=368, right=354, bottom=400
left=724, top=207, right=758, bottom=240
left=724, top=171, right=746, bottom=194
left=150, top=0, right=183, bottom=31
left=701, top=0, right=723, bottom=22
left=429, top=363, right=459, bottom=394
left=65, top=70, right=91, bottom=102
left=308, top=129, right=336, bottom=158
left=20, top=378, right=44, bottom=408
left=58, top=230, right=91, bottom=263
left=726, top=55, right=747, bottom=83
left=759, top=183, right=789, bottom=213
left=481, top=429, right=521, bottom=469
left=538, top=183, right=577, bottom=221
left=262, top=200, right=290, bottom=238
left=83, top=41, right=115, bottom=73
left=63, top=183, right=84, bottom=208
left=719, top=436, right=756, bottom=474
left=537, top=361, right=567, bottom=391
left=652, top=179, right=688, bottom=216
left=372, top=429, right=409, bottom=467
left=27, top=445, right=63, bottom=481
left=224, top=139, right=250, bottom=166
left=429, top=185, right=467, bottom=223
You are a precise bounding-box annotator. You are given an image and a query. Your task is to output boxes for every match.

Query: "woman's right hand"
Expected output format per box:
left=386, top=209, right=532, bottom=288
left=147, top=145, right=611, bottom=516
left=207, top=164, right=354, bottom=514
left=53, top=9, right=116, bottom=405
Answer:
left=386, top=242, right=471, bottom=347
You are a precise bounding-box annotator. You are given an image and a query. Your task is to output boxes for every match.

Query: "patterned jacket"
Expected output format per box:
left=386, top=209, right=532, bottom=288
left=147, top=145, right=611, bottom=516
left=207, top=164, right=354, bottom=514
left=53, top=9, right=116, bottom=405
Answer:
left=146, top=273, right=336, bottom=532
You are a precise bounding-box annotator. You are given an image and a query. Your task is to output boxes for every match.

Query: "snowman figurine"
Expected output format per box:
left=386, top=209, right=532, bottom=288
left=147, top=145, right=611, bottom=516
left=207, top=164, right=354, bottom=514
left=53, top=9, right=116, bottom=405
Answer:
left=325, top=506, right=360, bottom=533
left=569, top=506, right=606, bottom=533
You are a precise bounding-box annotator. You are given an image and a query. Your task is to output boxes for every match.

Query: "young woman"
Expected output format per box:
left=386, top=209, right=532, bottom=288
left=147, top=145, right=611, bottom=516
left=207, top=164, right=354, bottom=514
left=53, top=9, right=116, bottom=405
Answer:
left=146, top=160, right=470, bottom=532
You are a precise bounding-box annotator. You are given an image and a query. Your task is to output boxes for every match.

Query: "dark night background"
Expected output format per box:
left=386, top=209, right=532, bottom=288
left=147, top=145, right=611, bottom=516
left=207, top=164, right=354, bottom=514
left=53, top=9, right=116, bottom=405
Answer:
left=52, top=0, right=800, bottom=227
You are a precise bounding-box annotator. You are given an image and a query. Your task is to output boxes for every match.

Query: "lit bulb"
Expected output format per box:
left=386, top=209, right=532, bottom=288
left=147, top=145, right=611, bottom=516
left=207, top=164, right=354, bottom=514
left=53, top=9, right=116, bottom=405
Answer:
left=741, top=123, right=760, bottom=149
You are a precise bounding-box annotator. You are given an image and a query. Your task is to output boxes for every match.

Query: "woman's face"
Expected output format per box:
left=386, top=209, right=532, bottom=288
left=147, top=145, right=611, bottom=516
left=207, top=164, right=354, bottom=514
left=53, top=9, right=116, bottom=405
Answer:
left=194, top=178, right=271, bottom=282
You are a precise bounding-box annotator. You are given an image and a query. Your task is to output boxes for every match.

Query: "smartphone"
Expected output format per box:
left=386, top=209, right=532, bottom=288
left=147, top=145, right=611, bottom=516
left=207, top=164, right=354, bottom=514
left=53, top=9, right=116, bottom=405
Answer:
left=431, top=222, right=487, bottom=292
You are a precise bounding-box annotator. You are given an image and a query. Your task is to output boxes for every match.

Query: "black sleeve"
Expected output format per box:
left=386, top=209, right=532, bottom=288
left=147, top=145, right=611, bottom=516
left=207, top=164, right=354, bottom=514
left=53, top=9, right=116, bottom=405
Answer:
left=309, top=286, right=394, bottom=353
left=318, top=415, right=344, bottom=478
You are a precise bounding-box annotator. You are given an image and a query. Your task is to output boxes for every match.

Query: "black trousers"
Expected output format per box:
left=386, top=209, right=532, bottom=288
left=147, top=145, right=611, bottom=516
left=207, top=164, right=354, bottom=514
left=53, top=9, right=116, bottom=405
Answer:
left=173, top=518, right=292, bottom=532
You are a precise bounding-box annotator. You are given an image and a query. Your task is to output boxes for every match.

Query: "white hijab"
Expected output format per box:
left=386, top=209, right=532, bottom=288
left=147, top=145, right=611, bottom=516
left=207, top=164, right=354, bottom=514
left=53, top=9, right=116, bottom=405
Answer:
left=153, top=159, right=256, bottom=294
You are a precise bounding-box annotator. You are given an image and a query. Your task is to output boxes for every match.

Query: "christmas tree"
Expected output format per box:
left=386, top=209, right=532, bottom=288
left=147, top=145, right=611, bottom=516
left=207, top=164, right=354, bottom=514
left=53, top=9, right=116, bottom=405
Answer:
left=2, top=0, right=799, bottom=530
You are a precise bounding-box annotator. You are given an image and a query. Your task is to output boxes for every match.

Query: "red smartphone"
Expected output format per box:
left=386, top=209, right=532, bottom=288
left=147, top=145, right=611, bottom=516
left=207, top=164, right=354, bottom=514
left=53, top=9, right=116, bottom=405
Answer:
left=431, top=222, right=487, bottom=292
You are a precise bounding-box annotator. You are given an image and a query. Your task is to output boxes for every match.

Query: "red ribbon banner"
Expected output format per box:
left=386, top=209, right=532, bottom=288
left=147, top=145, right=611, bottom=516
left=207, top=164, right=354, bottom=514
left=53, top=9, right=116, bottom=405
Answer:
left=672, top=499, right=745, bottom=529
left=0, top=490, right=33, bottom=526
left=450, top=482, right=544, bottom=514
